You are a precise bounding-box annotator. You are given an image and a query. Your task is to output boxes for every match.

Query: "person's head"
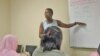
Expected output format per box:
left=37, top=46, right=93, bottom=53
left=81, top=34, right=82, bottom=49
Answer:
left=45, top=8, right=53, bottom=20
left=42, top=37, right=57, bottom=52
left=0, top=34, right=18, bottom=51
left=41, top=26, right=62, bottom=51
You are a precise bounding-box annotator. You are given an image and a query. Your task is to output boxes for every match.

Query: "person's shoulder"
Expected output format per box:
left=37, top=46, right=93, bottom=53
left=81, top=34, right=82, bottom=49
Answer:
left=55, top=20, right=62, bottom=26
left=51, top=50, right=67, bottom=56
left=41, top=19, right=47, bottom=24
left=32, top=47, right=43, bottom=56
left=55, top=20, right=61, bottom=23
left=40, top=20, right=45, bottom=26
left=56, top=19, right=61, bottom=21
left=42, top=19, right=46, bottom=22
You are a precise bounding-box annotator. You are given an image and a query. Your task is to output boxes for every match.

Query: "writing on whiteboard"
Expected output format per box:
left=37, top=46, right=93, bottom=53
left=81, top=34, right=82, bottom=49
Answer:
left=71, top=0, right=98, bottom=6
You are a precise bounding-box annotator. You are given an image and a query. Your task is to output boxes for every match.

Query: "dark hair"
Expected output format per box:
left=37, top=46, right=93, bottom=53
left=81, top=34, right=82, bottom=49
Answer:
left=46, top=8, right=53, bottom=14
left=42, top=37, right=57, bottom=52
left=40, top=26, right=62, bottom=52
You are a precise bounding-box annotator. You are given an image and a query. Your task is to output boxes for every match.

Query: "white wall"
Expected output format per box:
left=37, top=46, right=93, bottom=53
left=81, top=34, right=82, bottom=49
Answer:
left=0, top=0, right=10, bottom=37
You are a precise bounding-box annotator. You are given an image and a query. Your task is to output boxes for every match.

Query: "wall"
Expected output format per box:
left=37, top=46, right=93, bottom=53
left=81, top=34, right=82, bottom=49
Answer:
left=0, top=0, right=10, bottom=38
left=10, top=0, right=96, bottom=56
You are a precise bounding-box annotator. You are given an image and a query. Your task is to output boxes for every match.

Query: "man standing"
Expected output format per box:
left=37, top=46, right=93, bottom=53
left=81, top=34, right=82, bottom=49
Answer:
left=39, top=8, right=86, bottom=38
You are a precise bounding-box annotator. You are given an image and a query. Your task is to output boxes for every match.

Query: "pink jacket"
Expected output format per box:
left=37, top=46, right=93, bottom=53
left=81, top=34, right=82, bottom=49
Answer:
left=0, top=34, right=20, bottom=56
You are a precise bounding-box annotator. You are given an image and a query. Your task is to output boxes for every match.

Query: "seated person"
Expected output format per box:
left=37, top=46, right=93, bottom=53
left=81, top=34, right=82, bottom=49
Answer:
left=41, top=26, right=62, bottom=50
left=32, top=26, right=69, bottom=56
left=0, top=34, right=20, bottom=56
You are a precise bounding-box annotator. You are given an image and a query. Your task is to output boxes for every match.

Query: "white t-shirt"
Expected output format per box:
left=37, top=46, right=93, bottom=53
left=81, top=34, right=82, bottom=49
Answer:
left=32, top=47, right=69, bottom=56
left=42, top=19, right=58, bottom=30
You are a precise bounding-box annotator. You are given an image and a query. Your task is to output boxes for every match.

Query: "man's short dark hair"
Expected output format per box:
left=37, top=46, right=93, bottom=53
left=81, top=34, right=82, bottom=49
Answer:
left=41, top=26, right=62, bottom=52
left=42, top=37, right=57, bottom=52
left=46, top=8, right=53, bottom=14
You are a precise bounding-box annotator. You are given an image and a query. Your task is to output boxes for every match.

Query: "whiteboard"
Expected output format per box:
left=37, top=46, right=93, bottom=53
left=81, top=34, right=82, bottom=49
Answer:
left=69, top=0, right=100, bottom=48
